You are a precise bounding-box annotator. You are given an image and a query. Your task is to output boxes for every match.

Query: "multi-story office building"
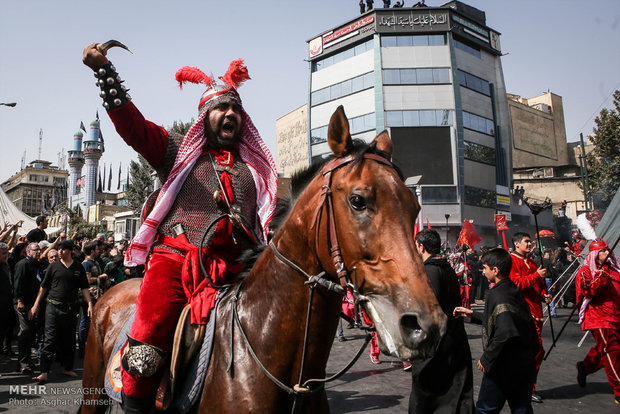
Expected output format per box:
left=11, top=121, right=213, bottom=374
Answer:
left=1, top=160, right=68, bottom=217
left=305, top=1, right=511, bottom=244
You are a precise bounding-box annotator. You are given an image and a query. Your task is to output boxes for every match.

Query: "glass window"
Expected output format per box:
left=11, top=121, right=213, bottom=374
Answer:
left=412, top=35, right=428, bottom=46
left=381, top=36, right=398, bottom=47
left=403, top=110, right=420, bottom=126
left=351, top=75, right=364, bottom=92
left=464, top=185, right=496, bottom=208
left=397, top=36, right=413, bottom=47
left=401, top=69, right=417, bottom=84
left=365, top=113, right=376, bottom=130
left=437, top=110, right=451, bottom=126
left=341, top=79, right=352, bottom=96
left=351, top=116, right=364, bottom=133
left=386, top=111, right=403, bottom=126
left=354, top=43, right=367, bottom=55
left=487, top=119, right=495, bottom=135
left=383, top=69, right=400, bottom=85
left=421, top=186, right=457, bottom=204
left=417, top=69, right=433, bottom=84
left=330, top=82, right=342, bottom=98
left=419, top=110, right=436, bottom=125
left=464, top=141, right=496, bottom=165
left=363, top=72, right=374, bottom=89
left=433, top=68, right=450, bottom=83
left=428, top=34, right=445, bottom=46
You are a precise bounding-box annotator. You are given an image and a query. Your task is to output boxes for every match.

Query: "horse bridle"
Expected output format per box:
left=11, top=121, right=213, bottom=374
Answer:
left=227, top=152, right=396, bottom=413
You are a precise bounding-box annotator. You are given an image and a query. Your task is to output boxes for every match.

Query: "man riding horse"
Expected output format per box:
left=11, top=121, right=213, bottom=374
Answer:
left=82, top=43, right=277, bottom=414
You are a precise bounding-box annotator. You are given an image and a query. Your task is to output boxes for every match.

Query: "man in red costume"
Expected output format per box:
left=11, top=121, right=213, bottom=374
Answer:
left=509, top=232, right=551, bottom=404
left=82, top=44, right=277, bottom=413
left=575, top=239, right=620, bottom=405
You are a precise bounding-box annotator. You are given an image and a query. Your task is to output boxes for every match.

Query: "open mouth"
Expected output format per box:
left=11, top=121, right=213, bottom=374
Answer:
left=221, top=120, right=235, bottom=136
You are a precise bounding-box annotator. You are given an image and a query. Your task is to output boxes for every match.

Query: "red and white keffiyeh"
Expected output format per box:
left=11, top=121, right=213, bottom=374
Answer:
left=124, top=61, right=277, bottom=267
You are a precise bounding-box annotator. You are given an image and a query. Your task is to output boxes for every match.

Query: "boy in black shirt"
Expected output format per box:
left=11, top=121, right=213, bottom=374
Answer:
left=30, top=240, right=92, bottom=383
left=455, top=248, right=538, bottom=414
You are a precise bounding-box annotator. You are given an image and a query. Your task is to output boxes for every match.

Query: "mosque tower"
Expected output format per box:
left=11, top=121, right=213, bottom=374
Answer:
left=67, top=130, right=85, bottom=209
left=82, top=117, right=104, bottom=217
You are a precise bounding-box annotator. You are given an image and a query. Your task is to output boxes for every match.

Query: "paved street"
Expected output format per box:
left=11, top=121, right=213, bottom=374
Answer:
left=0, top=303, right=616, bottom=413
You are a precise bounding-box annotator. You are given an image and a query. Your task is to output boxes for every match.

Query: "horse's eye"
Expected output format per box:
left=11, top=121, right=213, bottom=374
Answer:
left=349, top=194, right=366, bottom=211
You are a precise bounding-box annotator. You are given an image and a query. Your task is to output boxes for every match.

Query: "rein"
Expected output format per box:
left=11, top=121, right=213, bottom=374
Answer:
left=226, top=152, right=394, bottom=413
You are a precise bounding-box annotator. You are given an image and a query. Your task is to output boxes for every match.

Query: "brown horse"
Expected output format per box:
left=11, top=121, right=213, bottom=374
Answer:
left=81, top=106, right=446, bottom=413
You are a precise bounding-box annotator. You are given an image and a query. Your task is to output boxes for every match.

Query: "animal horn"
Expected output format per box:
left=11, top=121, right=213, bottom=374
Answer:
left=96, top=40, right=132, bottom=56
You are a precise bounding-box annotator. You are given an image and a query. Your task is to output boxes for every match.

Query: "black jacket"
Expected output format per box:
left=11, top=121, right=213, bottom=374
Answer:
left=472, top=278, right=537, bottom=382
left=13, top=257, right=42, bottom=307
left=409, top=257, right=474, bottom=414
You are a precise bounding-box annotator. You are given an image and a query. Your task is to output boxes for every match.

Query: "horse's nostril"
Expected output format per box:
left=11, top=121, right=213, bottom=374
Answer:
left=400, top=313, right=427, bottom=349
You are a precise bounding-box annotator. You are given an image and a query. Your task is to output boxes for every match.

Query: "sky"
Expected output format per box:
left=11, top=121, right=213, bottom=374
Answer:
left=0, top=0, right=618, bottom=184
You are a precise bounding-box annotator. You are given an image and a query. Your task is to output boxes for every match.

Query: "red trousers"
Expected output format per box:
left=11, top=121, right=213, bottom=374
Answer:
left=121, top=249, right=188, bottom=398
left=583, top=328, right=620, bottom=397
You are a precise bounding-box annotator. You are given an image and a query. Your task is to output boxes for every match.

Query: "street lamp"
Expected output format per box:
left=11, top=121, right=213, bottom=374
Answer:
left=0, top=102, right=17, bottom=107
left=444, top=213, right=451, bottom=227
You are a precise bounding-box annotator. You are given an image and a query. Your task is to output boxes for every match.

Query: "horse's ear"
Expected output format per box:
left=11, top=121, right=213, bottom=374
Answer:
left=328, top=106, right=353, bottom=157
left=370, top=130, right=393, bottom=160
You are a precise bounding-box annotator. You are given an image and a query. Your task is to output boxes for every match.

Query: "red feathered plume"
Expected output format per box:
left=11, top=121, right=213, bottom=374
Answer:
left=219, top=59, right=250, bottom=89
left=175, top=66, right=214, bottom=89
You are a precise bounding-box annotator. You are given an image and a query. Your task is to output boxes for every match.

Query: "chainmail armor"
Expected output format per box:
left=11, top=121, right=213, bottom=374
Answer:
left=153, top=133, right=257, bottom=254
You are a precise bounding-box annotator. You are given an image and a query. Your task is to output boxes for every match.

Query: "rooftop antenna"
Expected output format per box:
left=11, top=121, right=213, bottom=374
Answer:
left=38, top=128, right=43, bottom=160
left=21, top=150, right=26, bottom=170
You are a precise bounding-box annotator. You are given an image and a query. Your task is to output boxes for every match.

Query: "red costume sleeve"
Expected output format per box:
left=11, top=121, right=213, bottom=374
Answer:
left=578, top=265, right=610, bottom=299
left=509, top=255, right=543, bottom=290
left=107, top=103, right=170, bottom=169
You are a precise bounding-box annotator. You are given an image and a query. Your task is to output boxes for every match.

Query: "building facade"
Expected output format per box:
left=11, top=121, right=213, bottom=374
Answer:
left=510, top=92, right=592, bottom=224
left=305, top=1, right=511, bottom=245
left=275, top=105, right=309, bottom=178
left=1, top=160, right=68, bottom=217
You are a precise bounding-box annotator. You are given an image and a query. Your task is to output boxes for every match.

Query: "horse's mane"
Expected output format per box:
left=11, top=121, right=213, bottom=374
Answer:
left=237, top=139, right=401, bottom=278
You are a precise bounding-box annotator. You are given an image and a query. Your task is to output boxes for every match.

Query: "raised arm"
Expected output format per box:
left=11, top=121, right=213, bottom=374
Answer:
left=82, top=43, right=170, bottom=168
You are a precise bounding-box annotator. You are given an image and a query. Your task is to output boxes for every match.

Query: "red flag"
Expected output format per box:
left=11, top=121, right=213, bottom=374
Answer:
left=426, top=218, right=431, bottom=229
left=457, top=220, right=482, bottom=248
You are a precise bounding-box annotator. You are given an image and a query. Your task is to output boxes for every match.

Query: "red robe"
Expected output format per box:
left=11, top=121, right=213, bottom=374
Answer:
left=509, top=252, right=546, bottom=322
left=109, top=103, right=254, bottom=398
left=576, top=263, right=620, bottom=397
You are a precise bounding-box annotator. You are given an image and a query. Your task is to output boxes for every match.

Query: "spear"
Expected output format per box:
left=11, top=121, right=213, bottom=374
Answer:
left=523, top=196, right=556, bottom=343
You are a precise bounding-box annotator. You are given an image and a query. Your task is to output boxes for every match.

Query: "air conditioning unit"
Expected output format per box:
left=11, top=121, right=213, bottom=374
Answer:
left=544, top=167, right=554, bottom=178
left=532, top=169, right=544, bottom=178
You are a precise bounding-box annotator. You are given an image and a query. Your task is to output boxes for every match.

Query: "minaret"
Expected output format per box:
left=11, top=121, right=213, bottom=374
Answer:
left=67, top=130, right=85, bottom=208
left=83, top=117, right=104, bottom=217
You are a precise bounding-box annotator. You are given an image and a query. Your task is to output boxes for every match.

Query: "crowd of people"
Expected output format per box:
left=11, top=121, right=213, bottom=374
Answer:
left=0, top=215, right=142, bottom=383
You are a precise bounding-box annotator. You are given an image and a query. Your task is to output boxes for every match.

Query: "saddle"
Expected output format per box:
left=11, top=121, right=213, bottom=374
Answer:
left=156, top=304, right=206, bottom=411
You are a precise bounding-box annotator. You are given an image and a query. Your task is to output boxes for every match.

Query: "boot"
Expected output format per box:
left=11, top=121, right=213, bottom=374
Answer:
left=121, top=392, right=154, bottom=414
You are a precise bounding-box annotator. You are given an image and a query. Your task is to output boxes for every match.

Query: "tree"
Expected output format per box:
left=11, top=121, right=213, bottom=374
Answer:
left=125, top=155, right=155, bottom=214
left=68, top=205, right=100, bottom=239
left=168, top=119, right=194, bottom=136
left=586, top=90, right=620, bottom=209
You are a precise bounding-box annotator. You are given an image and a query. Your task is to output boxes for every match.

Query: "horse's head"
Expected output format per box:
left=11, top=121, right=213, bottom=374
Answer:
left=307, top=106, right=446, bottom=360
